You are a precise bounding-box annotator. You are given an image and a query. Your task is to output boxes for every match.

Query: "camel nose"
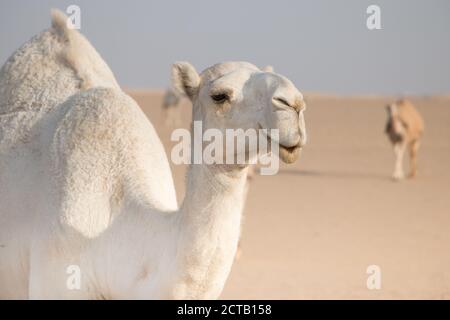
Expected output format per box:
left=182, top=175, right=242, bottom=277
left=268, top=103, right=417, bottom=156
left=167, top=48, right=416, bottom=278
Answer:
left=293, top=96, right=306, bottom=113
left=272, top=90, right=305, bottom=114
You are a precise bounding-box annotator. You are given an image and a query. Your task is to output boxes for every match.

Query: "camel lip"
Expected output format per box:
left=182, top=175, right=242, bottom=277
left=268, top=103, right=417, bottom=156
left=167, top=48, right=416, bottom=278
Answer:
left=278, top=143, right=302, bottom=154
left=258, top=125, right=302, bottom=155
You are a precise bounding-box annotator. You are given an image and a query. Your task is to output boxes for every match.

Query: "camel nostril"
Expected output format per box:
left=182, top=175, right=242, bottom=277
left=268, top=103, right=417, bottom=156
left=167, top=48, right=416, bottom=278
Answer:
left=273, top=96, right=305, bottom=114
left=273, top=97, right=291, bottom=108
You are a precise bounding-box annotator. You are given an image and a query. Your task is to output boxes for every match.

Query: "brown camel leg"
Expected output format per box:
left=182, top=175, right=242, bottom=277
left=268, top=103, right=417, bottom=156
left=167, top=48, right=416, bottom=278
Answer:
left=409, top=140, right=420, bottom=178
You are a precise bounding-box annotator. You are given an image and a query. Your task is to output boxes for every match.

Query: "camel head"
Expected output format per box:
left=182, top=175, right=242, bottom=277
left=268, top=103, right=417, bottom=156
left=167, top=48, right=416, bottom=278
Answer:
left=386, top=103, right=398, bottom=117
left=171, top=61, right=306, bottom=164
left=385, top=102, right=406, bottom=137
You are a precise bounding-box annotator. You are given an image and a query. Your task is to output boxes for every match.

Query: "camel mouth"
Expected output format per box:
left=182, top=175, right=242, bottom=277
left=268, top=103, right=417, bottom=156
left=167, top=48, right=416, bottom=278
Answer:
left=260, top=128, right=302, bottom=164
left=278, top=143, right=302, bottom=164
left=279, top=143, right=301, bottom=153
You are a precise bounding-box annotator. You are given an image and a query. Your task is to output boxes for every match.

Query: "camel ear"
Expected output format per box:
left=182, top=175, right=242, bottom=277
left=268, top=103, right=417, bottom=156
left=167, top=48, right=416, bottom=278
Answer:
left=262, top=65, right=274, bottom=73
left=171, top=62, right=200, bottom=101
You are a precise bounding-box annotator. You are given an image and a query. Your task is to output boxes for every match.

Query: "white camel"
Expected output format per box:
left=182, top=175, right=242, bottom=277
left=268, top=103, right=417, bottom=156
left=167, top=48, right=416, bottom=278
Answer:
left=385, top=99, right=424, bottom=180
left=0, top=10, right=306, bottom=299
left=162, top=66, right=274, bottom=260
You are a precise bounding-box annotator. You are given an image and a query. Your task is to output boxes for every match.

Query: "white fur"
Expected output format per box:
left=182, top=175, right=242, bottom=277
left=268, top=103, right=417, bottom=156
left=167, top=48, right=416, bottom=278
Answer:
left=0, top=10, right=305, bottom=299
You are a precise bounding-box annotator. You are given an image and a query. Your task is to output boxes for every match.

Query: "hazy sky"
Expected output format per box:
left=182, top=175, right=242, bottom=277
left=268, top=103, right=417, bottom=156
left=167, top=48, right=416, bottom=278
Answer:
left=1, top=0, right=449, bottom=95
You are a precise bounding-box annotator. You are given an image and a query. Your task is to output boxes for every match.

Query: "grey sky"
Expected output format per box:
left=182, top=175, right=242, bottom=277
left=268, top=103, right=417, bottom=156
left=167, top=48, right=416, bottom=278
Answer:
left=1, top=0, right=449, bottom=95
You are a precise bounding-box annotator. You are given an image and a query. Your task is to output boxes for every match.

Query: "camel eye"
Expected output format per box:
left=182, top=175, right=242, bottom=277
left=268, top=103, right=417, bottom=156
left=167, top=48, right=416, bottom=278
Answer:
left=211, top=93, right=229, bottom=104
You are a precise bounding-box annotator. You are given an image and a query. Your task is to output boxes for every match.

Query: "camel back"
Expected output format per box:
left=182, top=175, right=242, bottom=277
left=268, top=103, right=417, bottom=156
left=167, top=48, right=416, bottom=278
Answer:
left=396, top=99, right=424, bottom=140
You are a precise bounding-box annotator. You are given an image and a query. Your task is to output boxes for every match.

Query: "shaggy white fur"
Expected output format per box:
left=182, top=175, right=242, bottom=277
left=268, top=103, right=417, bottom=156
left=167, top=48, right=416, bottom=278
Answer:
left=0, top=10, right=176, bottom=299
left=0, top=10, right=305, bottom=299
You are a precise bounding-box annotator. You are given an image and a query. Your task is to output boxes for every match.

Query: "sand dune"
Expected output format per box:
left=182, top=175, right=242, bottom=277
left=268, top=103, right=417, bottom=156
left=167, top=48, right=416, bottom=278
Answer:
left=129, top=90, right=450, bottom=299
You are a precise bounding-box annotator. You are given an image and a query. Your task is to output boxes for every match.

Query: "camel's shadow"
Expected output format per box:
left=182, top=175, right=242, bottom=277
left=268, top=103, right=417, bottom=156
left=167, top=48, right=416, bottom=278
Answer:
left=277, top=169, right=388, bottom=181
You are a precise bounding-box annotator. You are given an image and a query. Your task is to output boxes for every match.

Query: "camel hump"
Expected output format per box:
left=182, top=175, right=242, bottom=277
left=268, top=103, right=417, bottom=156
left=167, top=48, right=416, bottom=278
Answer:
left=50, top=9, right=120, bottom=90
left=396, top=99, right=424, bottom=137
left=51, top=9, right=72, bottom=38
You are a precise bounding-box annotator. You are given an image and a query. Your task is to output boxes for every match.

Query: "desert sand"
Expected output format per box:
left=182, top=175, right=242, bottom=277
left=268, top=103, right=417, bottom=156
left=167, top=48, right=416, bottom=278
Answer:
left=128, top=90, right=450, bottom=299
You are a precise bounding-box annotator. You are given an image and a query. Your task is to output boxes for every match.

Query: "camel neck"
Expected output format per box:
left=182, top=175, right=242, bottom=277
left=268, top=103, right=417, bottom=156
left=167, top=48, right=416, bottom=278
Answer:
left=174, top=164, right=248, bottom=298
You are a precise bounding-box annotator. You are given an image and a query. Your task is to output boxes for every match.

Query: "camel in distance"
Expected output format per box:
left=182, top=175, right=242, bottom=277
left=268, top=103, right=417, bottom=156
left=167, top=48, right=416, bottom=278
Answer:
left=385, top=99, right=424, bottom=180
left=161, top=87, right=185, bottom=127
left=0, top=10, right=306, bottom=299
